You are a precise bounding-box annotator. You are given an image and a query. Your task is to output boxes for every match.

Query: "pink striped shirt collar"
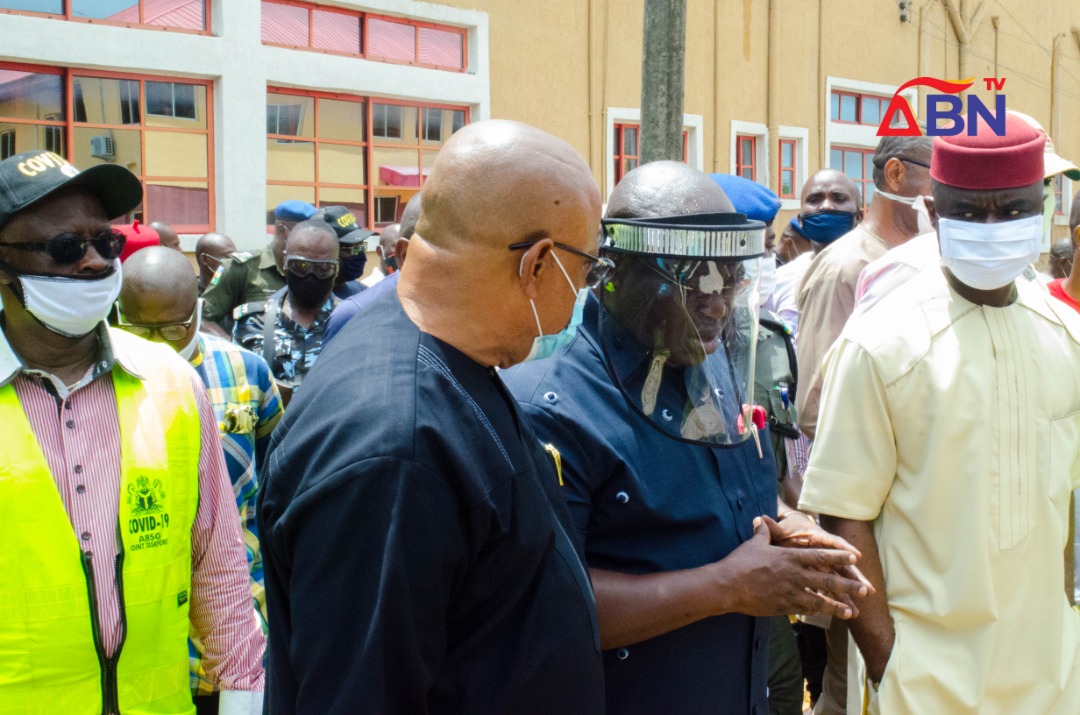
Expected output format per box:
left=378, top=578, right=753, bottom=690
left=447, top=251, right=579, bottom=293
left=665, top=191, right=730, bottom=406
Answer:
left=0, top=320, right=145, bottom=390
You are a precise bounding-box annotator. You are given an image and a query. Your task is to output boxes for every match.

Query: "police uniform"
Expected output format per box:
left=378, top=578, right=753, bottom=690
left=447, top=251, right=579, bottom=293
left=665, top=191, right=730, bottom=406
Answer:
left=201, top=245, right=285, bottom=328
left=502, top=296, right=777, bottom=714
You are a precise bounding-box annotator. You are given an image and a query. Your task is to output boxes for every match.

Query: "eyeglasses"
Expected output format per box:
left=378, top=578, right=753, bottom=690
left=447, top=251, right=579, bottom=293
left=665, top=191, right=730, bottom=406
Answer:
left=115, top=301, right=199, bottom=341
left=339, top=243, right=366, bottom=258
left=285, top=255, right=339, bottom=280
left=3, top=229, right=126, bottom=264
left=899, top=157, right=931, bottom=169
left=508, top=240, right=615, bottom=288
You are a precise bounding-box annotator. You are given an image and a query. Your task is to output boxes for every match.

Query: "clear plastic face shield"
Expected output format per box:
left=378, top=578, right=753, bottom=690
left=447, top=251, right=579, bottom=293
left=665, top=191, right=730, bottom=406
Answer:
left=598, top=212, right=765, bottom=446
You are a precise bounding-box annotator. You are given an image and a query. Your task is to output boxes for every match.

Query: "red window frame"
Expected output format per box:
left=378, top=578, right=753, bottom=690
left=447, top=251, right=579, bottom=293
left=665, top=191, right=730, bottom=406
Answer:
left=266, top=86, right=469, bottom=229
left=829, top=145, right=875, bottom=209
left=830, top=90, right=891, bottom=127
left=0, top=61, right=216, bottom=233
left=736, top=134, right=757, bottom=182
left=260, top=0, right=468, bottom=73
left=778, top=138, right=797, bottom=199
left=613, top=122, right=689, bottom=185
left=0, top=0, right=211, bottom=34
left=1053, top=174, right=1065, bottom=216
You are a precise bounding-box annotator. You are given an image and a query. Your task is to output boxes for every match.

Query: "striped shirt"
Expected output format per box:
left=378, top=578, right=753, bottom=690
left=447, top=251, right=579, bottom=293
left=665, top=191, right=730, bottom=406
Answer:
left=188, top=334, right=281, bottom=694
left=0, top=324, right=264, bottom=691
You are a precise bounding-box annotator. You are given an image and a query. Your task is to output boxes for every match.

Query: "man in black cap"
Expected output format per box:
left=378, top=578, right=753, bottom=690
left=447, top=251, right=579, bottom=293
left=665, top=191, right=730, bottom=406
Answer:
left=317, top=205, right=374, bottom=298
left=0, top=150, right=264, bottom=712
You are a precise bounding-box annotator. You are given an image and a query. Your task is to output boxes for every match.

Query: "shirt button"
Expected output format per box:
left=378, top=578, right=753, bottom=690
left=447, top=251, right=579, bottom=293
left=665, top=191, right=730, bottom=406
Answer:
left=73, top=464, right=83, bottom=474
left=615, top=491, right=630, bottom=504
left=65, top=419, right=75, bottom=429
left=76, top=484, right=86, bottom=494
left=64, top=401, right=73, bottom=410
left=80, top=531, right=91, bottom=541
left=543, top=391, right=559, bottom=404
left=616, top=648, right=630, bottom=660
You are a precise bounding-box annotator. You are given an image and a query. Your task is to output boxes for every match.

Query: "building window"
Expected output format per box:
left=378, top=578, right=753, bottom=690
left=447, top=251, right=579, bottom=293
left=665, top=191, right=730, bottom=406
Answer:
left=146, top=82, right=197, bottom=120
left=736, top=135, right=757, bottom=181
left=1054, top=174, right=1066, bottom=216
left=0, top=64, right=213, bottom=231
left=119, top=80, right=140, bottom=126
left=829, top=145, right=875, bottom=209
left=266, top=88, right=468, bottom=230
left=0, top=0, right=209, bottom=33
left=612, top=122, right=688, bottom=185
left=778, top=138, right=797, bottom=199
left=830, top=90, right=892, bottom=126
left=373, top=104, right=403, bottom=140
left=0, top=130, right=14, bottom=160
left=260, top=1, right=467, bottom=72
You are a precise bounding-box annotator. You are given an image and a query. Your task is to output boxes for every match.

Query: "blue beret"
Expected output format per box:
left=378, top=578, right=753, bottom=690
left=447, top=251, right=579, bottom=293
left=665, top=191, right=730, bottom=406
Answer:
left=708, top=174, right=781, bottom=224
left=788, top=215, right=809, bottom=239
left=274, top=200, right=317, bottom=222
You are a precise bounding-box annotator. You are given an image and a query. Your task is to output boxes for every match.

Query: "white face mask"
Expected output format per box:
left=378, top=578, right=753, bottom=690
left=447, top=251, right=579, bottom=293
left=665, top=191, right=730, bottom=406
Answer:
left=14, top=260, right=122, bottom=337
left=876, top=190, right=935, bottom=235
left=741, top=254, right=777, bottom=304
left=938, top=215, right=1043, bottom=291
left=177, top=308, right=202, bottom=361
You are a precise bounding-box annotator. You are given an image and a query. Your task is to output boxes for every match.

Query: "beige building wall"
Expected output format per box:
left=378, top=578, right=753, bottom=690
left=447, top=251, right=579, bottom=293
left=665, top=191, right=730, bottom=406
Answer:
left=437, top=0, right=1080, bottom=238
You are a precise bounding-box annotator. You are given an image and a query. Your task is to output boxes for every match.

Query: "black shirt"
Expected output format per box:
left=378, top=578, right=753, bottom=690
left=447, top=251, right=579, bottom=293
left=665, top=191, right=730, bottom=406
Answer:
left=258, top=288, right=605, bottom=714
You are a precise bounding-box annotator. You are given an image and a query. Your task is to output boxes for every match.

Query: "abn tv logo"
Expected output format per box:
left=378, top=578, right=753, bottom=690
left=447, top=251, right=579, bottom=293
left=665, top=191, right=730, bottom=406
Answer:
left=877, top=76, right=1007, bottom=137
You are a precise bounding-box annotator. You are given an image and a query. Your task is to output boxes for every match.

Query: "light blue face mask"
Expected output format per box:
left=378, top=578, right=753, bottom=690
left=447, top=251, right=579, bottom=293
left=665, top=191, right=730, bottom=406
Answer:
left=521, top=251, right=588, bottom=363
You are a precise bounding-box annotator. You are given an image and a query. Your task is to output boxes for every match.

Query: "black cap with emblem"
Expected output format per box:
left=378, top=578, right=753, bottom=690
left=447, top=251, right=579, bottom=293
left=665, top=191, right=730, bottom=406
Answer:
left=0, top=150, right=143, bottom=231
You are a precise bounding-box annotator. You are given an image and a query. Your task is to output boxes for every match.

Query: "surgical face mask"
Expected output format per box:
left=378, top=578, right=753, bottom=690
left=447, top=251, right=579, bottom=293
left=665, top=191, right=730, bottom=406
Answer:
left=177, top=311, right=201, bottom=362
left=1042, top=184, right=1056, bottom=253
left=8, top=260, right=122, bottom=337
left=521, top=252, right=587, bottom=363
left=876, top=190, right=935, bottom=235
left=938, top=214, right=1043, bottom=291
left=740, top=253, right=776, bottom=304
left=799, top=209, right=857, bottom=245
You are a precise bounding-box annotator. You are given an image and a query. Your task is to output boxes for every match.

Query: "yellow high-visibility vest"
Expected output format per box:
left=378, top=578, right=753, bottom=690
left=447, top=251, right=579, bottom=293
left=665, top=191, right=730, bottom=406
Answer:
left=0, top=329, right=201, bottom=714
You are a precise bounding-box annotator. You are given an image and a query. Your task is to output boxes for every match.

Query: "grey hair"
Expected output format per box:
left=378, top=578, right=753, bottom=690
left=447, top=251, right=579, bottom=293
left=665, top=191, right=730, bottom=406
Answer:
left=871, top=135, right=933, bottom=188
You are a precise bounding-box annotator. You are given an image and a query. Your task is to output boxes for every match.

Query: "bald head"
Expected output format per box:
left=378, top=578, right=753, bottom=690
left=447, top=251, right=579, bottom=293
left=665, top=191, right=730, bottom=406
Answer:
left=400, top=192, right=422, bottom=239
left=195, top=231, right=236, bottom=289
left=150, top=221, right=181, bottom=251
left=118, top=246, right=198, bottom=337
left=606, top=161, right=734, bottom=219
left=416, top=120, right=600, bottom=252
left=379, top=224, right=401, bottom=254
left=800, top=169, right=861, bottom=214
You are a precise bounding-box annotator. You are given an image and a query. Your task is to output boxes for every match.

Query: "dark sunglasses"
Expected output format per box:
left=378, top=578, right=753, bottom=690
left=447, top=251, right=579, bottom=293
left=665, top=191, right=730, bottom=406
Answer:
left=508, top=240, right=615, bottom=289
left=115, top=301, right=199, bottom=341
left=4, top=229, right=126, bottom=265
left=286, top=255, right=339, bottom=280
left=339, top=243, right=366, bottom=257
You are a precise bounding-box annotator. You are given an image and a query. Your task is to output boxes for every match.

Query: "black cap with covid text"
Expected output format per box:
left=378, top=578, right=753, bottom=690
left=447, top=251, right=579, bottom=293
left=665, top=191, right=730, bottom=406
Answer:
left=0, top=151, right=143, bottom=230
left=317, top=205, right=377, bottom=246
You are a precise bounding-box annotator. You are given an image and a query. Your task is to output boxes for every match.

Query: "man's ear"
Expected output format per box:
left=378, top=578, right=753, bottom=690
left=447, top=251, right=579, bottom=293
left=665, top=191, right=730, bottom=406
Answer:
left=884, top=156, right=905, bottom=192
left=853, top=208, right=865, bottom=226
left=516, top=239, right=554, bottom=300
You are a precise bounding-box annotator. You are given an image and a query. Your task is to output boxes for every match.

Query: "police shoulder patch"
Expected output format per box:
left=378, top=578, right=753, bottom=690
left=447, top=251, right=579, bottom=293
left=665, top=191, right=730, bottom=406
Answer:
left=233, top=301, right=266, bottom=320
left=231, top=250, right=259, bottom=263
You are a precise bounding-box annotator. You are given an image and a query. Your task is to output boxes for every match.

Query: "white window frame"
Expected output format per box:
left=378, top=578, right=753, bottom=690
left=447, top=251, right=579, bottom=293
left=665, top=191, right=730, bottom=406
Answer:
left=825, top=76, right=917, bottom=163
left=604, top=107, right=704, bottom=200
left=777, top=125, right=809, bottom=210
left=1054, top=176, right=1073, bottom=227
left=729, top=120, right=769, bottom=188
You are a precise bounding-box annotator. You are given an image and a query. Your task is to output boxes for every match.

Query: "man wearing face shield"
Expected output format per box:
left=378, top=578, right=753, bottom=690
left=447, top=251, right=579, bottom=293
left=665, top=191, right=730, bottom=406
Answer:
left=0, top=153, right=266, bottom=712
left=502, top=161, right=870, bottom=714
left=801, top=113, right=1080, bottom=714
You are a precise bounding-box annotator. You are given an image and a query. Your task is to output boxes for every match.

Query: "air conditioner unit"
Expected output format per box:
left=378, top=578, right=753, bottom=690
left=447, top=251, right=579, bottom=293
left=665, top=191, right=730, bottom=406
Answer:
left=89, top=135, right=114, bottom=159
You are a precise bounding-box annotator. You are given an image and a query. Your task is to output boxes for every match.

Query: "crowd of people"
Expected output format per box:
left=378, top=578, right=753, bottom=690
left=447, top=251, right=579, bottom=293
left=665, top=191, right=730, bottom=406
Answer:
left=0, top=108, right=1078, bottom=714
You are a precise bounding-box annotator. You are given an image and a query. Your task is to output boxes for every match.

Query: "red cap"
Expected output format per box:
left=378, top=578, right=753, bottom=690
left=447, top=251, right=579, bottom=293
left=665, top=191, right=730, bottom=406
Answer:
left=116, top=220, right=160, bottom=263
left=930, top=112, right=1045, bottom=190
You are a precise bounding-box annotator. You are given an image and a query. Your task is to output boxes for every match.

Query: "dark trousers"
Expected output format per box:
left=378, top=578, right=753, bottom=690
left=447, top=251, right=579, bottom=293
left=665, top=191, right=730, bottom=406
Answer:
left=795, top=621, right=828, bottom=707
left=193, top=693, right=219, bottom=715
left=767, top=616, right=804, bottom=715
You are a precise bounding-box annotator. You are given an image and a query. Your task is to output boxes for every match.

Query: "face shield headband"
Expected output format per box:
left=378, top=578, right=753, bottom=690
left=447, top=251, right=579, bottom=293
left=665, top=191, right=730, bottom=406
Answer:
left=597, top=212, right=766, bottom=448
